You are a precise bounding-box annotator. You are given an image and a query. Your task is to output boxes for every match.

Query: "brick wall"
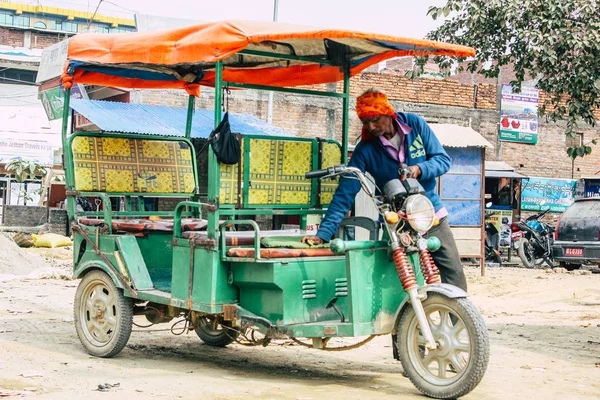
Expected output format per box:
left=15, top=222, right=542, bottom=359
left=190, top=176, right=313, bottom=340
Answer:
left=30, top=31, right=66, bottom=49
left=0, top=27, right=67, bottom=49
left=0, top=26, right=26, bottom=47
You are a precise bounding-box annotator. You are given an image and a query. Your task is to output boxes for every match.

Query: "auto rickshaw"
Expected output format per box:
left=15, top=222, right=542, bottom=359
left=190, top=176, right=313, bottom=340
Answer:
left=61, top=20, right=489, bottom=399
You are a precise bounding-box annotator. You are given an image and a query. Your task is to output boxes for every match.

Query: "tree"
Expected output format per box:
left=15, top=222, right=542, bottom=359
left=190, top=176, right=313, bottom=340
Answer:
left=423, top=0, right=600, bottom=158
left=5, top=160, right=47, bottom=205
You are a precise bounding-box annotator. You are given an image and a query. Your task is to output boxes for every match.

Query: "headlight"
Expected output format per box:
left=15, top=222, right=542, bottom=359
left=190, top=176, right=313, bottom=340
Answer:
left=404, top=194, right=435, bottom=232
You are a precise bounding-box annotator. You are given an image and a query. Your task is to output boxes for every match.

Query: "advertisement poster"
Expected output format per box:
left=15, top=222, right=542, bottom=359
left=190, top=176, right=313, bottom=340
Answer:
left=584, top=179, right=600, bottom=198
left=521, top=177, right=576, bottom=212
left=485, top=209, right=513, bottom=248
left=499, top=84, right=539, bottom=144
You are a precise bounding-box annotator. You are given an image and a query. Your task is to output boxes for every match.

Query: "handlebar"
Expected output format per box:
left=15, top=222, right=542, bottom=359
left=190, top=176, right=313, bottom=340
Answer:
left=305, top=169, right=330, bottom=179
left=305, top=164, right=346, bottom=179
left=305, top=165, right=378, bottom=201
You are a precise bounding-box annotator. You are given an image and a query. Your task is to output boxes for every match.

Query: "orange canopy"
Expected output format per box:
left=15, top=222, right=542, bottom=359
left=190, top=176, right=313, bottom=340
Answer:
left=66, top=20, right=475, bottom=95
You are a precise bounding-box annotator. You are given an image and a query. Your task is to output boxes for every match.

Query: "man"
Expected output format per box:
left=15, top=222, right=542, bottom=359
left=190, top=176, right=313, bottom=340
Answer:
left=302, top=89, right=466, bottom=292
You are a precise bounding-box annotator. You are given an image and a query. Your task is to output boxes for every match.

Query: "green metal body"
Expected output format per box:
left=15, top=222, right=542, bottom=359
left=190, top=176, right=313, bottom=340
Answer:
left=230, top=249, right=423, bottom=337
left=63, top=53, right=422, bottom=339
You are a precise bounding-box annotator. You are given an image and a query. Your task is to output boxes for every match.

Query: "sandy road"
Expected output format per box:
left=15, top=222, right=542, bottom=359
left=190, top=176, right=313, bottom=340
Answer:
left=1, top=262, right=599, bottom=399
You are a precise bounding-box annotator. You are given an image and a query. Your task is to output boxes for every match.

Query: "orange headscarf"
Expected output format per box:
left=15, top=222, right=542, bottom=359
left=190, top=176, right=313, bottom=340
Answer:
left=356, top=91, right=396, bottom=141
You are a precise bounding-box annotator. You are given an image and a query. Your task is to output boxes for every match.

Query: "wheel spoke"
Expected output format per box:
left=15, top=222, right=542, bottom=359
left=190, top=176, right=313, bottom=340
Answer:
left=451, top=319, right=466, bottom=336
left=421, top=351, right=435, bottom=368
left=438, top=359, right=448, bottom=379
left=450, top=352, right=467, bottom=373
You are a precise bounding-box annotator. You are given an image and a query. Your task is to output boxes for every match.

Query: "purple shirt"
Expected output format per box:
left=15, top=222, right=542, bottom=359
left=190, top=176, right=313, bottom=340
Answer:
left=379, top=118, right=448, bottom=220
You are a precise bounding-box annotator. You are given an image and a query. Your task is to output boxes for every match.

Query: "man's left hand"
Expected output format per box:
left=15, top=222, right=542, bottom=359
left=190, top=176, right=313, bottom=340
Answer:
left=409, top=165, right=421, bottom=179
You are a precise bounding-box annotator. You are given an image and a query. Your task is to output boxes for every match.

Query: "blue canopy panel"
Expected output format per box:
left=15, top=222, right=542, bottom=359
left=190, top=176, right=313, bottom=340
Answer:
left=69, top=99, right=295, bottom=138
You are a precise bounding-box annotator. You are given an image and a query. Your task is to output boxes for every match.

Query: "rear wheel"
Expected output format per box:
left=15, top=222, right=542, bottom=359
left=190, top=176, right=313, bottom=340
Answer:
left=397, top=293, right=489, bottom=399
left=194, top=316, right=239, bottom=347
left=74, top=270, right=133, bottom=358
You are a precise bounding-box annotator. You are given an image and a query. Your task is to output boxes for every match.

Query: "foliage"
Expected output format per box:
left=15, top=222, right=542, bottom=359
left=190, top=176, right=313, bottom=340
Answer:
left=422, top=0, right=600, bottom=158
left=5, top=160, right=47, bottom=205
left=5, top=160, right=48, bottom=182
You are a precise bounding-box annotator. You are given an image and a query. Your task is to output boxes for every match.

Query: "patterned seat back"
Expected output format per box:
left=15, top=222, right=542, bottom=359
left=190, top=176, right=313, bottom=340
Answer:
left=219, top=137, right=342, bottom=208
left=71, top=135, right=196, bottom=194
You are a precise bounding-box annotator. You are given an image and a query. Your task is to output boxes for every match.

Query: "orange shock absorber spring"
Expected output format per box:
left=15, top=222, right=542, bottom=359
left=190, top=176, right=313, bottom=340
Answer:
left=419, top=249, right=442, bottom=284
left=392, top=247, right=417, bottom=291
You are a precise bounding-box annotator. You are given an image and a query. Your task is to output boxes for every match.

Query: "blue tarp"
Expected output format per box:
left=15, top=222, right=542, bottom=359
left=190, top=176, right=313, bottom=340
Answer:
left=70, top=99, right=294, bottom=138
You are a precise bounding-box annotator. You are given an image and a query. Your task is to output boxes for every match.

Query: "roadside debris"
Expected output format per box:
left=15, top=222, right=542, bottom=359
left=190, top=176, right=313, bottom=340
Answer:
left=31, top=233, right=72, bottom=248
left=12, top=232, right=34, bottom=248
left=19, top=370, right=43, bottom=378
left=97, top=383, right=120, bottom=392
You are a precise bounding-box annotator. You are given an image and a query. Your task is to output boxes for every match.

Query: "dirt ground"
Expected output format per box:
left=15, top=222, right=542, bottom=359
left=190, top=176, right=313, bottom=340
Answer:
left=0, top=233, right=599, bottom=399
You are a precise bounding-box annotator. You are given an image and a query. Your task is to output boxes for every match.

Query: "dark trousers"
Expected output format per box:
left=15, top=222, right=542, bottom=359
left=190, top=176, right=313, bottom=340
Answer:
left=423, top=217, right=467, bottom=291
left=392, top=217, right=466, bottom=360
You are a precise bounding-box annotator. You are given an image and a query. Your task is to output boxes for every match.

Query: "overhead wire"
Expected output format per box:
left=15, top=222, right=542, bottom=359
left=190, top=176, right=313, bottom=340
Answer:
left=87, top=0, right=104, bottom=29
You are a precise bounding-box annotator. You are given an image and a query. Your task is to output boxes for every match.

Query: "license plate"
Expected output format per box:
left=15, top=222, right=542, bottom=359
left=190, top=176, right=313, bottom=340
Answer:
left=565, top=248, right=583, bottom=257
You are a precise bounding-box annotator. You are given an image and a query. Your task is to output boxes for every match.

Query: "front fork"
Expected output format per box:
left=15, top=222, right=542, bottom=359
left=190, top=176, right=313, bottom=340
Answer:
left=391, top=239, right=441, bottom=350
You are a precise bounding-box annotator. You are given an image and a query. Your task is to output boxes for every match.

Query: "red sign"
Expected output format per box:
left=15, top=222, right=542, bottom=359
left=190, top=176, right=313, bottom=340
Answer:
left=74, top=113, right=98, bottom=131
left=565, top=248, right=583, bottom=257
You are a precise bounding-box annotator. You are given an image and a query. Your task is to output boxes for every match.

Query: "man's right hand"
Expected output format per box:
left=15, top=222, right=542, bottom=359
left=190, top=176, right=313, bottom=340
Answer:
left=301, top=236, right=324, bottom=246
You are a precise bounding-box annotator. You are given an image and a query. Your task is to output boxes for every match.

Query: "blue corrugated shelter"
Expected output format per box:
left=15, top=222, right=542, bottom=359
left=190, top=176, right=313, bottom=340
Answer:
left=70, top=99, right=294, bottom=138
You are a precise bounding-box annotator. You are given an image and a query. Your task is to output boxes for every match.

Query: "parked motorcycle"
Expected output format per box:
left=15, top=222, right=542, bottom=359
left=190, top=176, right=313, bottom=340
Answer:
left=484, top=205, right=502, bottom=266
left=513, top=207, right=555, bottom=268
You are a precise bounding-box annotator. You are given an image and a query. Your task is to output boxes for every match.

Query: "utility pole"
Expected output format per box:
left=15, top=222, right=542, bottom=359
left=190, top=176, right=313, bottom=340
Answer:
left=266, top=0, right=278, bottom=124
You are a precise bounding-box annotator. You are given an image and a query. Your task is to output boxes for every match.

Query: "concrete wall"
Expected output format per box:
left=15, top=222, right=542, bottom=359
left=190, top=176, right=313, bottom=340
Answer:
left=3, top=206, right=68, bottom=235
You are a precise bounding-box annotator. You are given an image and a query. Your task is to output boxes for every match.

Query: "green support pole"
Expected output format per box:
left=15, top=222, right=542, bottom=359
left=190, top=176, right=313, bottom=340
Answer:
left=341, top=63, right=350, bottom=164
left=61, top=87, right=77, bottom=224
left=185, top=95, right=195, bottom=139
left=207, top=62, right=223, bottom=240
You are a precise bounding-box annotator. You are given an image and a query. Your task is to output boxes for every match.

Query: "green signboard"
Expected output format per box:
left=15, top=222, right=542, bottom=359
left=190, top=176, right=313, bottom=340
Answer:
left=39, top=86, right=64, bottom=121
left=499, top=84, right=539, bottom=144
left=39, top=84, right=88, bottom=121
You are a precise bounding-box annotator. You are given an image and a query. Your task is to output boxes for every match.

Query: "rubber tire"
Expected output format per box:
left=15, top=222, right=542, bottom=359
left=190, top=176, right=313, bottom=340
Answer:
left=518, top=238, right=536, bottom=268
left=195, top=316, right=239, bottom=347
left=397, top=293, right=490, bottom=400
left=74, top=270, right=133, bottom=358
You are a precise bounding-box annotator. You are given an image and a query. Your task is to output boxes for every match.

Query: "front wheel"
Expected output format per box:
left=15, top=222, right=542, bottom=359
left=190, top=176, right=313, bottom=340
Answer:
left=74, top=270, right=133, bottom=357
left=397, top=293, right=489, bottom=399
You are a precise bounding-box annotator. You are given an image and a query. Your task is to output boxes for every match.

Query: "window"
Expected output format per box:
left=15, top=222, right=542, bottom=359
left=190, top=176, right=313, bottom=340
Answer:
left=13, top=15, right=30, bottom=27
left=109, top=26, right=135, bottom=34
left=34, top=21, right=47, bottom=29
left=61, top=21, right=78, bottom=33
left=0, top=12, right=13, bottom=26
left=50, top=20, right=61, bottom=30
left=566, top=133, right=583, bottom=148
left=93, top=24, right=109, bottom=33
left=0, top=68, right=37, bottom=85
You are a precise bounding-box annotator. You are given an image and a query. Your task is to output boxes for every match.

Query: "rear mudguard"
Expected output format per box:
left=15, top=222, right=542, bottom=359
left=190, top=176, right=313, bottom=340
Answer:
left=391, top=283, right=467, bottom=334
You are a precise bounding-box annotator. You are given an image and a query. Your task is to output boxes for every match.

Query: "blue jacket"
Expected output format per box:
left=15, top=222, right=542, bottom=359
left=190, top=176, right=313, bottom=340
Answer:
left=316, top=112, right=451, bottom=242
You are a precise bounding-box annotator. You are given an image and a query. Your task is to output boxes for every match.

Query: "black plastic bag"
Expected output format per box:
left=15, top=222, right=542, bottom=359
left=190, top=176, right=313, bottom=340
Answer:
left=208, top=113, right=241, bottom=165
